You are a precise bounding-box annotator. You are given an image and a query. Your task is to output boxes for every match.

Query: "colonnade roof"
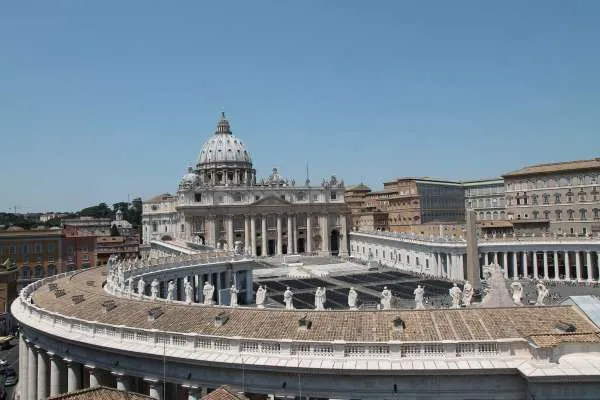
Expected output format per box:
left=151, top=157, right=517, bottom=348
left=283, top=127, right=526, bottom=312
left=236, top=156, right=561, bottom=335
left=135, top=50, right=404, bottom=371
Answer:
left=31, top=267, right=600, bottom=345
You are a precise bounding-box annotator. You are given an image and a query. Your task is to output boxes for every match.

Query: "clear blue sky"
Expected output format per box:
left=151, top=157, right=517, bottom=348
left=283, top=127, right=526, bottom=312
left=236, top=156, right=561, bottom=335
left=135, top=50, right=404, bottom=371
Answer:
left=1, top=1, right=599, bottom=213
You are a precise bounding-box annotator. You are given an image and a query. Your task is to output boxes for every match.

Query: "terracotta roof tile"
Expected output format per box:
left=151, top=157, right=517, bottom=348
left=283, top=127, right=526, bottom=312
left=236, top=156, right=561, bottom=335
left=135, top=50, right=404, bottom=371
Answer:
left=48, top=386, right=154, bottom=400
left=201, top=386, right=248, bottom=400
left=503, top=158, right=600, bottom=178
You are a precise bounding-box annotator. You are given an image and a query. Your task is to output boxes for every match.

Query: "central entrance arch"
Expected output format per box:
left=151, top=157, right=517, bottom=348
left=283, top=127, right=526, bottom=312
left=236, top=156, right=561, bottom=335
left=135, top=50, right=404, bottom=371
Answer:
left=330, top=229, right=340, bottom=256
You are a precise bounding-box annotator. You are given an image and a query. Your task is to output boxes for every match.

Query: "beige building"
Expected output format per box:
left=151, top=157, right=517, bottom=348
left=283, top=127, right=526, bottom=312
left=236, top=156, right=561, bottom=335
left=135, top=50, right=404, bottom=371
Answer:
left=142, top=113, right=349, bottom=256
left=503, top=158, right=600, bottom=236
left=346, top=178, right=466, bottom=236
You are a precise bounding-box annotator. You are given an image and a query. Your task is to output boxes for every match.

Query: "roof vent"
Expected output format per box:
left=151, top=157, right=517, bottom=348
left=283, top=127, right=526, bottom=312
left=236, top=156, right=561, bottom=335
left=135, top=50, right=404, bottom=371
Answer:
left=393, top=317, right=405, bottom=333
left=102, top=300, right=117, bottom=313
left=555, top=321, right=576, bottom=333
left=71, top=294, right=85, bottom=304
left=148, top=307, right=164, bottom=322
left=48, top=283, right=58, bottom=292
left=214, top=312, right=229, bottom=327
left=298, top=314, right=312, bottom=331
left=54, top=289, right=66, bottom=298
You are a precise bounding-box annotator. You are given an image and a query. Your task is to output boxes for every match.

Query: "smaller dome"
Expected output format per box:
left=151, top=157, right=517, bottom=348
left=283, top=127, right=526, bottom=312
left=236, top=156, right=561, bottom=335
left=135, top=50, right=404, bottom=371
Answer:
left=181, top=166, right=198, bottom=184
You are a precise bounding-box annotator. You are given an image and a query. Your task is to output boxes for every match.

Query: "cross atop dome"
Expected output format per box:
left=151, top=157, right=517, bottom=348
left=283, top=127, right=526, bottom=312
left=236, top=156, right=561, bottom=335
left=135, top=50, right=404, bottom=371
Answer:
left=215, top=111, right=232, bottom=135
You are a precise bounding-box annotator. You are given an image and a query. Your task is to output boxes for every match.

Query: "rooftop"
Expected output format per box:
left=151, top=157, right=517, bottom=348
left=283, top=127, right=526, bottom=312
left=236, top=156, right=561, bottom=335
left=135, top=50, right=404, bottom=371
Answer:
left=503, top=158, right=600, bottom=178
left=30, top=267, right=599, bottom=344
left=48, top=386, right=154, bottom=400
left=201, top=386, right=249, bottom=400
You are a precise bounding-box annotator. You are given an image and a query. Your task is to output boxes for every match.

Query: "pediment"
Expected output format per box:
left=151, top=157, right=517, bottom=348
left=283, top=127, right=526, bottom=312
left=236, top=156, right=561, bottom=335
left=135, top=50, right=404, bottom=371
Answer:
left=252, top=195, right=292, bottom=206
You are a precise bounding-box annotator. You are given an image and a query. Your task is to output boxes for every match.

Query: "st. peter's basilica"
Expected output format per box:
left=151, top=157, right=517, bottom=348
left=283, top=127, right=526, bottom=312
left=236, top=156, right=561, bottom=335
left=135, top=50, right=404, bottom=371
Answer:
left=141, top=112, right=349, bottom=256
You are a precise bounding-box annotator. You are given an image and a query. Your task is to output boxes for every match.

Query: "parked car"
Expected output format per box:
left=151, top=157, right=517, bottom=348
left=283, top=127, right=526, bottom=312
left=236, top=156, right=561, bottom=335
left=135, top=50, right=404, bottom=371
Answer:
left=4, top=367, right=17, bottom=386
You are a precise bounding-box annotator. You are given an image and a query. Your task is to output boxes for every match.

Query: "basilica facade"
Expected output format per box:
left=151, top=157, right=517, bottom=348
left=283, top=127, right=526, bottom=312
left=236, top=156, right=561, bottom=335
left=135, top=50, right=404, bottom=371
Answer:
left=142, top=112, right=349, bottom=256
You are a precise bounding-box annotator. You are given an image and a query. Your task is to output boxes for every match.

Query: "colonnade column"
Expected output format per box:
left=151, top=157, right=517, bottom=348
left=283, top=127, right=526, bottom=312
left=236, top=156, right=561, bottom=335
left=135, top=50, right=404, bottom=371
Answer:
left=503, top=252, right=509, bottom=278
left=543, top=252, right=549, bottom=280
left=493, top=252, right=498, bottom=264
left=484, top=253, right=489, bottom=266
left=321, top=215, right=329, bottom=255
left=19, top=336, right=28, bottom=400
left=27, top=342, right=37, bottom=400
left=49, top=352, right=62, bottom=396
left=276, top=215, right=283, bottom=255
left=533, top=252, right=539, bottom=280
left=37, top=347, right=49, bottom=399
left=339, top=215, right=349, bottom=256
left=147, top=379, right=163, bottom=400
left=261, top=215, right=267, bottom=256
left=522, top=252, right=527, bottom=278
left=250, top=217, right=256, bottom=256
left=575, top=252, right=582, bottom=281
left=244, top=216, right=250, bottom=254
left=287, top=215, right=293, bottom=254
left=114, top=372, right=130, bottom=391
left=553, top=251, right=559, bottom=280
left=512, top=252, right=518, bottom=279
left=65, top=359, right=82, bottom=392
left=292, top=216, right=298, bottom=253
left=586, top=252, right=593, bottom=281
left=86, top=365, right=100, bottom=387
left=564, top=252, right=571, bottom=280
left=227, top=216, right=234, bottom=251
left=306, top=215, right=312, bottom=254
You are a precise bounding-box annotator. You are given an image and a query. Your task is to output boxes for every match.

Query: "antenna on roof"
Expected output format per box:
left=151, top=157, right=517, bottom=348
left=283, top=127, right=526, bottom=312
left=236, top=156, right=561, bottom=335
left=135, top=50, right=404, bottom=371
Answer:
left=305, top=161, right=310, bottom=186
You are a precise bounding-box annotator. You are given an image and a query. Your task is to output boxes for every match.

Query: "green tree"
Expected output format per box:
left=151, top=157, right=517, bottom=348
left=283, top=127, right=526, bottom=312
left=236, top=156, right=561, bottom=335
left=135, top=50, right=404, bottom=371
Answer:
left=80, top=203, right=113, bottom=218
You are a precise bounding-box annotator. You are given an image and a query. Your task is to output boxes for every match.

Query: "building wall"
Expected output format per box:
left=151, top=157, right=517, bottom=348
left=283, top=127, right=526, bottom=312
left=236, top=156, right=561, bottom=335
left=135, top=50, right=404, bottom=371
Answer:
left=464, top=179, right=506, bottom=221
left=0, top=230, right=62, bottom=285
left=504, top=171, right=600, bottom=236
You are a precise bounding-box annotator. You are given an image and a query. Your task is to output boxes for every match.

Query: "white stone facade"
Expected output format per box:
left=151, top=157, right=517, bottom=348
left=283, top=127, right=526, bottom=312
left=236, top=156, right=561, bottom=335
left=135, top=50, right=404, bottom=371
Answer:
left=142, top=113, right=349, bottom=257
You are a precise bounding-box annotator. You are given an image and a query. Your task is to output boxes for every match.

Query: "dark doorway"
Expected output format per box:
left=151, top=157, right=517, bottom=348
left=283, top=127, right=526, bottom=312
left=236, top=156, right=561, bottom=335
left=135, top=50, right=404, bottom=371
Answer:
left=268, top=239, right=276, bottom=256
left=330, top=229, right=340, bottom=256
left=283, top=244, right=288, bottom=254
left=256, top=246, right=262, bottom=256
left=297, top=238, right=305, bottom=253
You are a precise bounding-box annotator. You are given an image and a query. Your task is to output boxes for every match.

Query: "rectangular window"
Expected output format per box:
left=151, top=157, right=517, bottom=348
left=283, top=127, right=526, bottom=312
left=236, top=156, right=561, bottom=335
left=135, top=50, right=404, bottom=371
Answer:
left=330, top=192, right=337, bottom=200
left=152, top=222, right=157, bottom=232
left=48, top=243, right=55, bottom=252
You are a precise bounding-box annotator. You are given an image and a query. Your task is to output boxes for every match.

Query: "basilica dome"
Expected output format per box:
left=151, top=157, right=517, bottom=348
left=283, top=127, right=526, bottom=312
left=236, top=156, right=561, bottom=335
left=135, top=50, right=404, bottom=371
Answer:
left=196, top=112, right=252, bottom=166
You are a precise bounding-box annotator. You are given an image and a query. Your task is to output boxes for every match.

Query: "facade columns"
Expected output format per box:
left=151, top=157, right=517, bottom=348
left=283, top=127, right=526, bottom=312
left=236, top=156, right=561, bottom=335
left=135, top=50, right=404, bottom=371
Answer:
left=27, top=342, right=38, bottom=400
left=533, top=252, right=539, bottom=279
left=37, top=347, right=49, bottom=400
left=287, top=215, right=293, bottom=254
left=292, top=216, right=298, bottom=253
left=86, top=365, right=100, bottom=387
left=49, top=353, right=61, bottom=396
left=321, top=215, right=330, bottom=255
left=65, top=359, right=82, bottom=392
left=503, top=252, right=508, bottom=278
left=339, top=215, right=349, bottom=256
left=575, top=251, right=582, bottom=281
left=493, top=252, right=498, bottom=264
left=553, top=251, right=559, bottom=280
left=564, top=252, right=570, bottom=280
left=484, top=253, right=489, bottom=266
left=586, top=251, right=593, bottom=281
left=512, top=252, right=518, bottom=279
left=244, top=216, right=250, bottom=254
left=522, top=252, right=527, bottom=278
left=226, top=216, right=234, bottom=251
left=206, top=216, right=216, bottom=248
left=250, top=216, right=256, bottom=256
left=306, top=215, right=312, bottom=254
left=543, top=251, right=549, bottom=280
left=261, top=215, right=267, bottom=256
left=276, top=215, right=283, bottom=255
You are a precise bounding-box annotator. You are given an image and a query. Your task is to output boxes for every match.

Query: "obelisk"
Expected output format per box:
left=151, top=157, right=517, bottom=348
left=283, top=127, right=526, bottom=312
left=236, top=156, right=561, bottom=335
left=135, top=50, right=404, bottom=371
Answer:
left=466, top=210, right=481, bottom=291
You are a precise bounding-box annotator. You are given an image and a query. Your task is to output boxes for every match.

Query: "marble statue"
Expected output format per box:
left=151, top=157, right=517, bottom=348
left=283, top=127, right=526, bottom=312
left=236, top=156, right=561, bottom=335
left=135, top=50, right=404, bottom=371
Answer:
left=137, top=278, right=145, bottom=298
left=203, top=281, right=214, bottom=305
left=348, top=287, right=358, bottom=310
left=184, top=280, right=193, bottom=304
left=314, top=287, right=326, bottom=310
left=535, top=281, right=549, bottom=306
left=283, top=287, right=294, bottom=310
left=462, top=280, right=473, bottom=307
left=449, top=283, right=462, bottom=309
left=380, top=286, right=392, bottom=310
left=256, top=285, right=266, bottom=308
left=150, top=278, right=160, bottom=300
left=511, top=281, right=523, bottom=306
left=229, top=285, right=239, bottom=307
left=126, top=277, right=134, bottom=297
left=413, top=285, right=425, bottom=309
left=167, top=280, right=176, bottom=302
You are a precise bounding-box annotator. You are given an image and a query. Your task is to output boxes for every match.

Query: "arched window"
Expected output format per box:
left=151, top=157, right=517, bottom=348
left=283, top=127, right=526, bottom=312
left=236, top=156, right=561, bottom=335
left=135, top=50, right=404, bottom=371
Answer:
left=20, top=267, right=31, bottom=280
left=555, top=210, right=562, bottom=220
left=35, top=265, right=44, bottom=278
left=593, top=208, right=599, bottom=219
left=567, top=209, right=575, bottom=220
left=542, top=193, right=550, bottom=204
left=47, top=264, right=57, bottom=276
left=580, top=209, right=587, bottom=220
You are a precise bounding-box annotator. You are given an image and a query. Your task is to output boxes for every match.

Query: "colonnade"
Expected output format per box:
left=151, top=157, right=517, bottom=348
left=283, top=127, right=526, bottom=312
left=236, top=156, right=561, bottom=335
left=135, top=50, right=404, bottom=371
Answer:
left=193, top=213, right=348, bottom=257
left=481, top=250, right=600, bottom=281
left=19, top=335, right=206, bottom=400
